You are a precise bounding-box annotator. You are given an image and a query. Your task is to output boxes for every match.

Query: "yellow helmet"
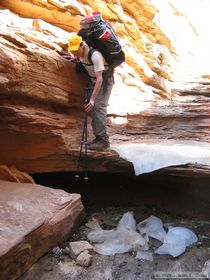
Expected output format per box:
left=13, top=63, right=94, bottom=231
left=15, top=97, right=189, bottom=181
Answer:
left=68, top=34, right=82, bottom=52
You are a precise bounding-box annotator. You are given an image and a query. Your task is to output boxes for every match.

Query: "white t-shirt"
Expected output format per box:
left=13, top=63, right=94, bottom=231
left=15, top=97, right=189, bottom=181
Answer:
left=80, top=49, right=107, bottom=79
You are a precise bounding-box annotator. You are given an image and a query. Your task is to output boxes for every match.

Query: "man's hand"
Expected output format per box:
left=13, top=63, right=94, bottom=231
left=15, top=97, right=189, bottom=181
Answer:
left=84, top=98, right=94, bottom=112
left=59, top=50, right=77, bottom=62
left=63, top=56, right=78, bottom=63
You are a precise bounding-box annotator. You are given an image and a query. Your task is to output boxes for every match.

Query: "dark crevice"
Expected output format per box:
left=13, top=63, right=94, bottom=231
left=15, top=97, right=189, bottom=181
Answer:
left=31, top=171, right=210, bottom=220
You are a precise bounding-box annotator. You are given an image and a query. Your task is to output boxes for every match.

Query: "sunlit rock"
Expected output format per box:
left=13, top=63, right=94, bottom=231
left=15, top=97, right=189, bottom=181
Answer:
left=0, top=165, right=35, bottom=183
left=0, top=1, right=209, bottom=176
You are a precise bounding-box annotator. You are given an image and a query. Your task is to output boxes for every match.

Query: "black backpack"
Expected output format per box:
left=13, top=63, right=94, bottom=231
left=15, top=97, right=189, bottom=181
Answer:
left=78, top=11, right=125, bottom=69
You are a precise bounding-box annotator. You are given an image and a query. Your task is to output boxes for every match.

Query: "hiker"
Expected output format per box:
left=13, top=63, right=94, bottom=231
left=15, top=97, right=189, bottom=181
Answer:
left=68, top=34, right=114, bottom=151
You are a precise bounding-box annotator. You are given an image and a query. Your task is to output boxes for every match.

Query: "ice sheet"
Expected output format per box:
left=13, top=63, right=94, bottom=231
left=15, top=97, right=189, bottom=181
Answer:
left=112, top=140, right=210, bottom=175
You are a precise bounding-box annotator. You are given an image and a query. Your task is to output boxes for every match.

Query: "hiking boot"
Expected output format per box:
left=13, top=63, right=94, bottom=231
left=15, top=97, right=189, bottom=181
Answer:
left=87, top=137, right=98, bottom=146
left=88, top=139, right=110, bottom=151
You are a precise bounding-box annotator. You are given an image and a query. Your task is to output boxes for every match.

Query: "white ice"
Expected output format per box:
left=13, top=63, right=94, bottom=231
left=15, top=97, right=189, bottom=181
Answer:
left=137, top=215, right=166, bottom=242
left=87, top=213, right=198, bottom=258
left=135, top=251, right=154, bottom=261
left=87, top=212, right=148, bottom=255
left=112, top=140, right=210, bottom=175
left=155, top=226, right=198, bottom=257
left=202, top=260, right=210, bottom=280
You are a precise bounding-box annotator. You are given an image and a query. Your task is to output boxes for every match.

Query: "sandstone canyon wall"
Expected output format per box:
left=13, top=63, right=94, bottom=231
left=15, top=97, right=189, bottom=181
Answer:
left=0, top=0, right=209, bottom=174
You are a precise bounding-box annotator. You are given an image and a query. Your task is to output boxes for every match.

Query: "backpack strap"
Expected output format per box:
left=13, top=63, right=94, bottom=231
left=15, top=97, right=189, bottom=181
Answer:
left=88, top=47, right=97, bottom=64
left=88, top=47, right=110, bottom=69
left=77, top=48, right=97, bottom=79
left=79, top=48, right=110, bottom=79
left=79, top=48, right=96, bottom=68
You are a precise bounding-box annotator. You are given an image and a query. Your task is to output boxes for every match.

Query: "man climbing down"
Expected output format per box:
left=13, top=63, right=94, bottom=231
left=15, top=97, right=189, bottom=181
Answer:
left=68, top=34, right=114, bottom=151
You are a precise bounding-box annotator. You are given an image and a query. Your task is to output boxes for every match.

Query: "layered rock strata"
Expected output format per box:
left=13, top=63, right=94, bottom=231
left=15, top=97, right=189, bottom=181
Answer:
left=0, top=1, right=209, bottom=176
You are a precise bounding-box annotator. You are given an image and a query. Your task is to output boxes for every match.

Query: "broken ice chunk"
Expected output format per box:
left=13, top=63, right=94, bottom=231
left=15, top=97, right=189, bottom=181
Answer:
left=155, top=226, right=198, bottom=257
left=117, top=211, right=136, bottom=231
left=135, top=251, right=153, bottom=261
left=87, top=212, right=136, bottom=243
left=87, top=212, right=148, bottom=256
left=137, top=215, right=166, bottom=242
left=202, top=259, right=210, bottom=279
left=87, top=228, right=123, bottom=243
left=94, top=230, right=148, bottom=255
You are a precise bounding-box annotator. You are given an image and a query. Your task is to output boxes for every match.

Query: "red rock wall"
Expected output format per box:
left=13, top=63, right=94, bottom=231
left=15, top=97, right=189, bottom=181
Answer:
left=0, top=1, right=209, bottom=174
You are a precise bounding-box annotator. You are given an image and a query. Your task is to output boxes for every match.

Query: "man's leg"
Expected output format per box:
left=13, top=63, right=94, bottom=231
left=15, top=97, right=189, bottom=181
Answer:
left=89, top=76, right=114, bottom=150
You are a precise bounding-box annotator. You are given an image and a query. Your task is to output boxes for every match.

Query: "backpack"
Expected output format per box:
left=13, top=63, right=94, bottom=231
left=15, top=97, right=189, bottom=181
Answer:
left=78, top=11, right=125, bottom=69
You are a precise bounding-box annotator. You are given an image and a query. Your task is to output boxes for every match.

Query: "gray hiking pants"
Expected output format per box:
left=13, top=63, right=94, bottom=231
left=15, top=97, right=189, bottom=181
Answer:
left=90, top=74, right=114, bottom=141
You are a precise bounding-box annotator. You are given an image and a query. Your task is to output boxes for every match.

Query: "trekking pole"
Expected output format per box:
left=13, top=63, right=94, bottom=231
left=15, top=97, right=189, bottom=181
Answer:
left=83, top=109, right=88, bottom=182
left=74, top=111, right=87, bottom=181
left=75, top=87, right=91, bottom=182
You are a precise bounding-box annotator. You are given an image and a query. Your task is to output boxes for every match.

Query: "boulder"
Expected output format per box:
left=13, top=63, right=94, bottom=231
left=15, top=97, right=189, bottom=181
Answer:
left=0, top=180, right=85, bottom=280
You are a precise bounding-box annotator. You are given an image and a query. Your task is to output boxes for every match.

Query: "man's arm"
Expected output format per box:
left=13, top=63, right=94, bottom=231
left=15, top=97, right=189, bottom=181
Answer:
left=84, top=71, right=103, bottom=112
